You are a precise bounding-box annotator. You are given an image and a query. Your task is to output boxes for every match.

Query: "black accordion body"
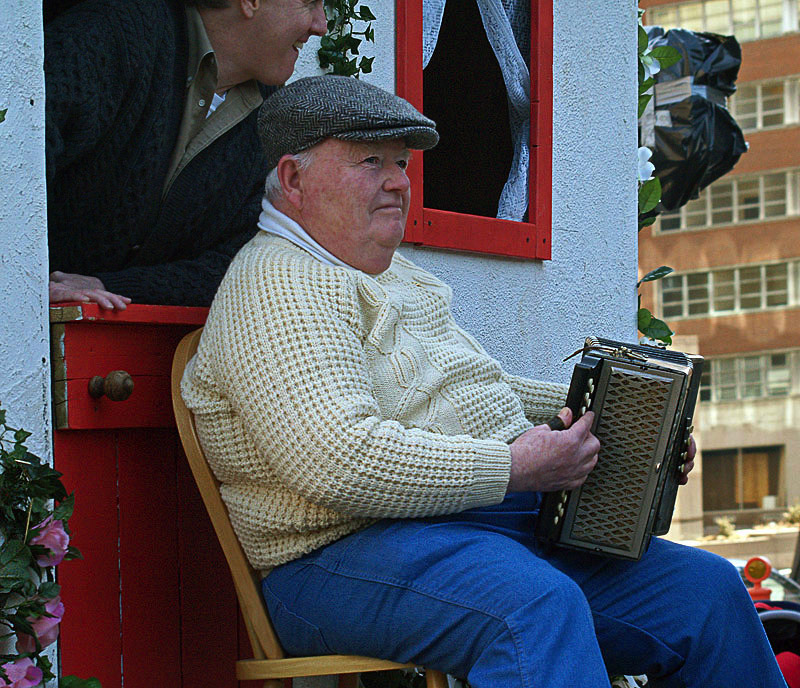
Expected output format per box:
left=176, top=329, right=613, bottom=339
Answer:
left=535, top=337, right=704, bottom=560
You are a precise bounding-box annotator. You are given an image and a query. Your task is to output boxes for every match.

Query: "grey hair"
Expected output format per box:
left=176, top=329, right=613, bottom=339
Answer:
left=263, top=148, right=316, bottom=203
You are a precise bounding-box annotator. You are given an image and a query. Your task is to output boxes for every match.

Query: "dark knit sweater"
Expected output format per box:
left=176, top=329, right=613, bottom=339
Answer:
left=45, top=0, right=272, bottom=306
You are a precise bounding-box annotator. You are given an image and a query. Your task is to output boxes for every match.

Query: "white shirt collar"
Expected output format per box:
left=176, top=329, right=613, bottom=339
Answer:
left=257, top=197, right=355, bottom=270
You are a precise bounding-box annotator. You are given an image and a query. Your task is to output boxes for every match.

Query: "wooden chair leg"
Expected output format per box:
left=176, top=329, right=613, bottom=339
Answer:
left=261, top=680, right=284, bottom=688
left=425, top=669, right=449, bottom=688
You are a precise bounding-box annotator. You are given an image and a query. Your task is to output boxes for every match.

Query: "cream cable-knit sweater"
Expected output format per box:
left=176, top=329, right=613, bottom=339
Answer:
left=181, top=233, right=568, bottom=570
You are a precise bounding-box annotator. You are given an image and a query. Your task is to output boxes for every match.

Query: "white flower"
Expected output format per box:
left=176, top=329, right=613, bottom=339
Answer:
left=640, top=52, right=661, bottom=80
left=638, top=146, right=655, bottom=182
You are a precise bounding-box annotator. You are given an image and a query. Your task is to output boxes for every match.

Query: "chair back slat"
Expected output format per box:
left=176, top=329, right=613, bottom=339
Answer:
left=171, top=328, right=284, bottom=661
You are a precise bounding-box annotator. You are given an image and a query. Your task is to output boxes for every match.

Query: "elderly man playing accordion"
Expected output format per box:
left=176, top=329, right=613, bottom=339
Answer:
left=182, top=75, right=786, bottom=688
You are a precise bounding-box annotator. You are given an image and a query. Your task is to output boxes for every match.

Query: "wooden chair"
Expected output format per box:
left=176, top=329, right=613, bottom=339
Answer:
left=171, top=327, right=450, bottom=688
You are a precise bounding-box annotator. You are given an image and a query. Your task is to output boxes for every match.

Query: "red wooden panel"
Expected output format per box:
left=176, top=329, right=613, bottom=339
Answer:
left=397, top=0, right=553, bottom=260
left=420, top=209, right=540, bottom=258
left=530, top=0, right=553, bottom=260
left=55, top=430, right=123, bottom=688
left=117, top=429, right=182, bottom=688
left=61, top=323, right=198, bottom=379
left=57, top=319, right=203, bottom=429
left=396, top=0, right=424, bottom=243
left=64, top=375, right=175, bottom=429
left=51, top=303, right=208, bottom=326
left=176, top=454, right=240, bottom=687
left=530, top=0, right=553, bottom=105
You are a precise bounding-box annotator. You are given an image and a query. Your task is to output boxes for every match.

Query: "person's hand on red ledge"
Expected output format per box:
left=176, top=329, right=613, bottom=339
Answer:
left=49, top=271, right=131, bottom=310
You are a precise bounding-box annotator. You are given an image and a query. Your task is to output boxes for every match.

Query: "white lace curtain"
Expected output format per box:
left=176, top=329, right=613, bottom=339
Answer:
left=423, top=0, right=531, bottom=222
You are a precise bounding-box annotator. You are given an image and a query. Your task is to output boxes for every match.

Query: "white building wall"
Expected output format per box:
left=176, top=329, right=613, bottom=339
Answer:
left=0, top=0, right=52, bottom=669
left=0, top=1, right=51, bottom=458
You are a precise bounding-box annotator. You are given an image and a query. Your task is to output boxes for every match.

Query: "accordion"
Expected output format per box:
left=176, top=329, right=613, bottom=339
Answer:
left=535, top=337, right=703, bottom=560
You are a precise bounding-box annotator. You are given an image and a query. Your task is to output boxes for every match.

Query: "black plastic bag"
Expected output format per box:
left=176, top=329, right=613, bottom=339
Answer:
left=640, top=27, right=748, bottom=213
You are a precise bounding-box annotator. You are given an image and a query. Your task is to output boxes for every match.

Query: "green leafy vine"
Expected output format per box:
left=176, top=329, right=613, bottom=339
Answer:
left=318, top=0, right=376, bottom=77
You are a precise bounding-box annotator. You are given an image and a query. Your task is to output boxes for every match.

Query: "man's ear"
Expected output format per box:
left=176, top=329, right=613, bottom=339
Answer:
left=238, top=0, right=260, bottom=19
left=276, top=155, right=305, bottom=210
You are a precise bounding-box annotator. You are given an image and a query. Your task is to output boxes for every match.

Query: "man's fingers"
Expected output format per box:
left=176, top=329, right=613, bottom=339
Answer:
left=91, top=291, right=115, bottom=310
left=49, top=283, right=89, bottom=303
left=571, top=410, right=595, bottom=435
left=85, top=289, right=129, bottom=310
left=97, top=291, right=131, bottom=310
left=49, top=282, right=130, bottom=310
left=544, top=407, right=573, bottom=431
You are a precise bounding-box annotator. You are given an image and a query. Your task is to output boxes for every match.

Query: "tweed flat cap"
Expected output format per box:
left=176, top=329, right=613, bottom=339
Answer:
left=258, top=75, right=438, bottom=170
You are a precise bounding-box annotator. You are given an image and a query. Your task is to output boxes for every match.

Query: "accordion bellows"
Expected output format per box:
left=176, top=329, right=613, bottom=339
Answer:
left=536, top=337, right=703, bottom=560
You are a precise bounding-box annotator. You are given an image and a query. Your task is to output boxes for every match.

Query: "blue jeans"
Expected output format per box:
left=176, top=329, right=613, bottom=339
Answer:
left=263, top=493, right=786, bottom=687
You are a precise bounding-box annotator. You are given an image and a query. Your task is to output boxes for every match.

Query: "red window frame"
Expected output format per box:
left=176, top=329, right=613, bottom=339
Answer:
left=397, top=0, right=553, bottom=260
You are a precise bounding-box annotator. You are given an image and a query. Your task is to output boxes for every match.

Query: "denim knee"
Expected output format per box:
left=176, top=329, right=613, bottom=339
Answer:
left=677, top=548, right=750, bottom=610
left=468, top=576, right=608, bottom=688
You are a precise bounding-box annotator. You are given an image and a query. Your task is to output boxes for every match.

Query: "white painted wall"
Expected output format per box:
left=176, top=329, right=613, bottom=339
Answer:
left=0, top=2, right=51, bottom=458
left=0, top=0, right=53, bottom=670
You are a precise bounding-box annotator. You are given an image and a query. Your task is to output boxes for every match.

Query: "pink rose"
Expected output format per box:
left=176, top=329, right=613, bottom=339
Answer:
left=0, top=658, right=43, bottom=688
left=29, top=517, right=69, bottom=567
left=15, top=596, right=64, bottom=654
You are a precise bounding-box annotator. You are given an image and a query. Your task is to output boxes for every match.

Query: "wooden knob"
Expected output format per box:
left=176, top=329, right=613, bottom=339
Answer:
left=88, top=370, right=134, bottom=401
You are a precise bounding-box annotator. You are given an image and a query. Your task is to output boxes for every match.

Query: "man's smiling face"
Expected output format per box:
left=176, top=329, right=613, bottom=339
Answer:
left=247, top=0, right=327, bottom=84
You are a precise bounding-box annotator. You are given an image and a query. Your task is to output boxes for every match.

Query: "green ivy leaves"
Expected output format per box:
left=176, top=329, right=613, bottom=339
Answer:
left=638, top=176, right=661, bottom=215
left=60, top=677, right=103, bottom=688
left=318, top=1, right=376, bottom=77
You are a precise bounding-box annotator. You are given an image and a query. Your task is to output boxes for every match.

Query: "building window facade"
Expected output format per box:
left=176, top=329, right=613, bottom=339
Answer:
left=729, top=76, right=800, bottom=131
left=660, top=260, right=800, bottom=318
left=658, top=168, right=800, bottom=231
left=646, top=0, right=800, bottom=42
left=699, top=349, right=798, bottom=401
left=702, top=445, right=784, bottom=511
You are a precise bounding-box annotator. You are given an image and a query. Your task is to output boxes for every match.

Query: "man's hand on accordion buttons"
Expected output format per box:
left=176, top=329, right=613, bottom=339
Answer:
left=508, top=407, right=600, bottom=493
left=678, top=435, right=697, bottom=485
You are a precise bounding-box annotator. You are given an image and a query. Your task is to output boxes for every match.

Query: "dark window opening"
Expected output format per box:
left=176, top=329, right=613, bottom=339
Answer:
left=702, top=445, right=783, bottom=511
left=422, top=1, right=515, bottom=220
